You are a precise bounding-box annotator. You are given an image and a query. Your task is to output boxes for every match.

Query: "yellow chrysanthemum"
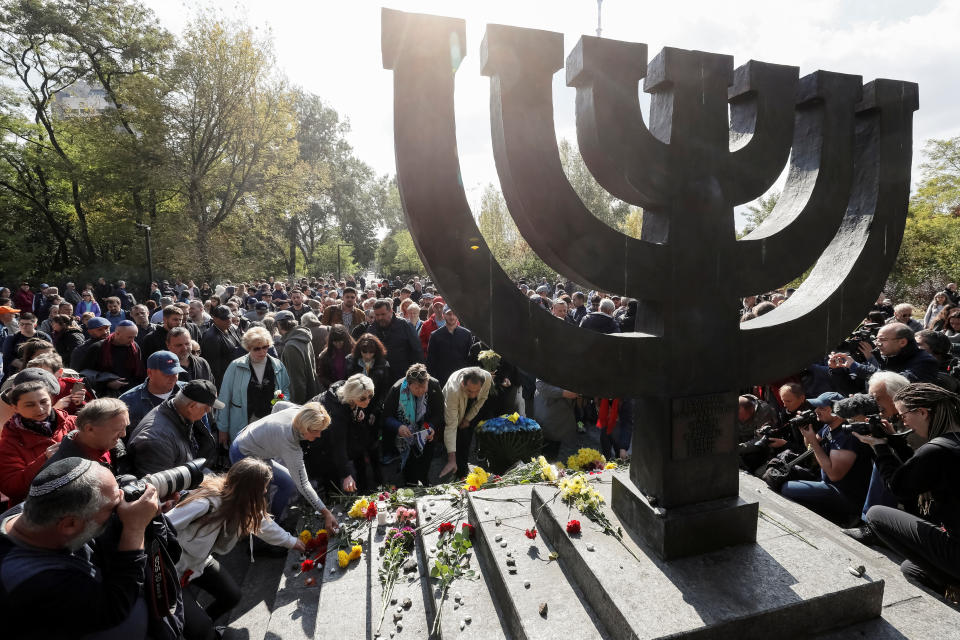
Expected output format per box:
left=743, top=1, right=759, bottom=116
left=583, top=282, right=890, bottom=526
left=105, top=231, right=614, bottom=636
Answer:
left=349, top=544, right=362, bottom=561
left=605, top=462, right=618, bottom=470
left=338, top=550, right=349, bottom=568
left=567, top=447, right=606, bottom=471
left=299, top=530, right=313, bottom=544
left=348, top=498, right=369, bottom=519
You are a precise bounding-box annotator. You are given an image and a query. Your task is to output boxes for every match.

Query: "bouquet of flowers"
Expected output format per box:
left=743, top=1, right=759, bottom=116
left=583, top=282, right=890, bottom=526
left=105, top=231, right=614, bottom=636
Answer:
left=475, top=413, right=543, bottom=474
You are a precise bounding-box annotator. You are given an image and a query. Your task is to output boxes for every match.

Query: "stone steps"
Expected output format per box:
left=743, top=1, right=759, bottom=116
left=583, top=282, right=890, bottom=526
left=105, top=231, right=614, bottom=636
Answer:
left=467, top=484, right=610, bottom=639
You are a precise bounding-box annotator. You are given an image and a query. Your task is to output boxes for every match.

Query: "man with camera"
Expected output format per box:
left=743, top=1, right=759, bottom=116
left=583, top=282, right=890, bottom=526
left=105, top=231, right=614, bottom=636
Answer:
left=829, top=323, right=938, bottom=393
left=0, top=456, right=160, bottom=639
left=780, top=391, right=874, bottom=525
left=127, top=380, right=220, bottom=476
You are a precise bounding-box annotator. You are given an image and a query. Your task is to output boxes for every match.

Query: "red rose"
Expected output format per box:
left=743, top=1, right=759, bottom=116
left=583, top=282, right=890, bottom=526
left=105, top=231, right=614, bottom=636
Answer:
left=438, top=521, right=455, bottom=535
left=566, top=519, right=581, bottom=535
left=461, top=523, right=475, bottom=539
left=467, top=486, right=477, bottom=492
left=524, top=528, right=537, bottom=540
left=300, top=558, right=315, bottom=573
left=365, top=501, right=378, bottom=520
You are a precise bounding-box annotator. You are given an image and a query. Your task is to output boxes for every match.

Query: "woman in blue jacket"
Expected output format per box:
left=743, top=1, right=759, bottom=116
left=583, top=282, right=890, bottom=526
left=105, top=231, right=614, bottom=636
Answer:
left=217, top=326, right=291, bottom=443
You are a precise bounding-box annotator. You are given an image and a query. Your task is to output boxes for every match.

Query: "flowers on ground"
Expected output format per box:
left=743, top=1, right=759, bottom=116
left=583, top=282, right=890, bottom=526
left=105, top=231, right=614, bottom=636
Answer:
left=567, top=447, right=607, bottom=472
left=461, top=523, right=475, bottom=539
left=365, top=501, right=378, bottom=520
left=605, top=461, right=618, bottom=470
left=566, top=519, right=581, bottom=535
left=395, top=506, right=418, bottom=523
left=463, top=466, right=490, bottom=492
left=524, top=528, right=537, bottom=540
left=338, top=550, right=349, bottom=568
left=558, top=474, right=605, bottom=511
left=300, top=558, right=315, bottom=573
left=348, top=497, right=370, bottom=519
left=299, top=529, right=313, bottom=544
left=438, top=521, right=456, bottom=535
left=536, top=455, right=558, bottom=482
left=349, top=544, right=363, bottom=561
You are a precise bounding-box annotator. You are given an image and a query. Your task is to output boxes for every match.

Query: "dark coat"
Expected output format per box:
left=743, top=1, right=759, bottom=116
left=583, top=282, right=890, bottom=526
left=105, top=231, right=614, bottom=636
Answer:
left=280, top=327, right=319, bottom=404
left=127, top=398, right=216, bottom=476
left=200, top=324, right=244, bottom=387
left=365, top=317, right=424, bottom=384
left=380, top=376, right=445, bottom=457
left=345, top=354, right=392, bottom=413
left=304, top=382, right=372, bottom=482
left=579, top=312, right=621, bottom=334
left=426, top=325, right=473, bottom=387
left=53, top=327, right=86, bottom=366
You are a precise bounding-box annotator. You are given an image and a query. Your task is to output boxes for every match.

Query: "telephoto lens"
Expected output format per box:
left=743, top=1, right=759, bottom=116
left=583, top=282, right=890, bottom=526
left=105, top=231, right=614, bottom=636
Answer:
left=119, top=458, right=207, bottom=502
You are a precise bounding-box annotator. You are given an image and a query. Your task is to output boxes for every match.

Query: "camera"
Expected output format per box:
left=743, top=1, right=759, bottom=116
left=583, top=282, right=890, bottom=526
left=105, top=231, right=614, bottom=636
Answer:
left=118, top=458, right=206, bottom=502
left=835, top=323, right=881, bottom=362
left=787, top=409, right=819, bottom=431
left=738, top=424, right=789, bottom=455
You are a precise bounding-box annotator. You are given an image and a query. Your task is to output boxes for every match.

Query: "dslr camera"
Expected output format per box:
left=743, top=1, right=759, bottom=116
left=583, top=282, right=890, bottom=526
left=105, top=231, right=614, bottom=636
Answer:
left=835, top=323, right=881, bottom=363
left=117, top=458, right=206, bottom=502
left=738, top=424, right=790, bottom=455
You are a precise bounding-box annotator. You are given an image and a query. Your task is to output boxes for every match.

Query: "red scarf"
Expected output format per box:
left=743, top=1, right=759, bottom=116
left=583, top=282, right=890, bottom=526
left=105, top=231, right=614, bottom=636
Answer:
left=98, top=332, right=145, bottom=379
left=596, top=398, right=620, bottom=434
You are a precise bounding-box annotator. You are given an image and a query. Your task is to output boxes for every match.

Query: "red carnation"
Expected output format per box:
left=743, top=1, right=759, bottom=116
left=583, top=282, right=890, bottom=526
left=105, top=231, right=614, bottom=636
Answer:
left=300, top=558, right=315, bottom=573
left=461, top=523, right=475, bottom=539
left=524, top=528, right=537, bottom=540
left=438, top=521, right=455, bottom=535
left=566, top=519, right=581, bottom=535
left=365, top=501, right=378, bottom=520
left=467, top=485, right=477, bottom=492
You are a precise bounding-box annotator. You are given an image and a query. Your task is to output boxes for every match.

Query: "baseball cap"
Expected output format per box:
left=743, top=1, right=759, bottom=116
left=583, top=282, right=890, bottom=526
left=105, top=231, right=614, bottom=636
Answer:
left=180, top=379, right=225, bottom=409
left=147, top=350, right=187, bottom=375
left=6, top=368, right=61, bottom=397
left=442, top=304, right=452, bottom=314
left=274, top=310, right=295, bottom=322
left=40, top=283, right=50, bottom=289
left=211, top=305, right=232, bottom=321
left=536, top=285, right=550, bottom=294
left=255, top=301, right=268, bottom=310
left=117, top=320, right=136, bottom=328
left=87, top=317, right=111, bottom=329
left=808, top=391, right=845, bottom=408
left=0, top=305, right=20, bottom=314
left=432, top=297, right=444, bottom=305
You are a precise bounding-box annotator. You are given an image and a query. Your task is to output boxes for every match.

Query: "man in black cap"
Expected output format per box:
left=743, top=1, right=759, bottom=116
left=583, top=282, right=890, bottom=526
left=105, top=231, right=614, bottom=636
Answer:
left=200, top=305, right=243, bottom=387
left=0, top=457, right=159, bottom=638
left=127, top=380, right=221, bottom=476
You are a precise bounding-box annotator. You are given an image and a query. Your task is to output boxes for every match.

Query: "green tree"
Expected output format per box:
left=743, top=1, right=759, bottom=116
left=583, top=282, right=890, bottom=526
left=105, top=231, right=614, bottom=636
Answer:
left=740, top=191, right=780, bottom=235
left=558, top=138, right=636, bottom=229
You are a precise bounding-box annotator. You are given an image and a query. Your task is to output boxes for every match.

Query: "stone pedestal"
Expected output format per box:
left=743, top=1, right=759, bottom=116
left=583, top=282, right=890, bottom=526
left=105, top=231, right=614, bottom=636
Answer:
left=611, top=473, right=758, bottom=560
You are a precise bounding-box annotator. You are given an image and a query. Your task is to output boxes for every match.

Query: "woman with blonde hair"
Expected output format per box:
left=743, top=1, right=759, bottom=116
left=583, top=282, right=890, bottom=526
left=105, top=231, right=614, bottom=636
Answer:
left=216, top=325, right=291, bottom=442
left=169, top=458, right=305, bottom=640
left=230, top=401, right=338, bottom=531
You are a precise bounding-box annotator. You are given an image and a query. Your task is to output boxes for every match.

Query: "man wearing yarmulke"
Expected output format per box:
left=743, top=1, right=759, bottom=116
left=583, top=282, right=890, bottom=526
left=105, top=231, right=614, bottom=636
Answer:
left=0, top=456, right=160, bottom=639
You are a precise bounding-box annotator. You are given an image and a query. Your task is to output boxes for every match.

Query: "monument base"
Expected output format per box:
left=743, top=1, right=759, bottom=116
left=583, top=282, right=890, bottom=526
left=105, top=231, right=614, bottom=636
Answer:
left=611, top=473, right=758, bottom=560
left=531, top=474, right=884, bottom=639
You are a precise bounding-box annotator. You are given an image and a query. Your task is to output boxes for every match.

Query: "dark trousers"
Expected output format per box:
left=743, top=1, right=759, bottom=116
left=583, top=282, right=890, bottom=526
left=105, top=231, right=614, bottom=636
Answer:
left=402, top=440, right=434, bottom=487
left=456, top=424, right=474, bottom=479
left=182, top=558, right=242, bottom=640
left=867, top=505, right=960, bottom=593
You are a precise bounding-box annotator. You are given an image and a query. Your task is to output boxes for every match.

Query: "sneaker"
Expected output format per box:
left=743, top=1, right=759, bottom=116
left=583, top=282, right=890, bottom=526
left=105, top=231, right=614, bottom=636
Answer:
left=841, top=524, right=878, bottom=546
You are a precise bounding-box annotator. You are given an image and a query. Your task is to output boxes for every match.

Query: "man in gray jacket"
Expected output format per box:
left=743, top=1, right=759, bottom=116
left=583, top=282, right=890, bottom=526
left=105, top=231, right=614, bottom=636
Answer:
left=127, top=379, right=221, bottom=476
left=275, top=311, right=319, bottom=403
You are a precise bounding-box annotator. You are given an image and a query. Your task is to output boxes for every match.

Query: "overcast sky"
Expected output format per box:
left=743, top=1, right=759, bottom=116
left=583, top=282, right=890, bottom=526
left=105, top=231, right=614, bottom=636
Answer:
left=144, top=0, right=959, bottom=228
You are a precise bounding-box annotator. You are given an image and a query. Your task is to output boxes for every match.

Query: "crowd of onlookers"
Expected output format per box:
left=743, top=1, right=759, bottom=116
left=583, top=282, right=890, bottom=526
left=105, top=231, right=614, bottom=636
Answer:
left=1, top=273, right=959, bottom=638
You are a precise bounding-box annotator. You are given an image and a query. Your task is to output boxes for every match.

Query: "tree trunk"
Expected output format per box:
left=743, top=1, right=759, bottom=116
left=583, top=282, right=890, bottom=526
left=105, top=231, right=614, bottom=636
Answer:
left=288, top=218, right=297, bottom=278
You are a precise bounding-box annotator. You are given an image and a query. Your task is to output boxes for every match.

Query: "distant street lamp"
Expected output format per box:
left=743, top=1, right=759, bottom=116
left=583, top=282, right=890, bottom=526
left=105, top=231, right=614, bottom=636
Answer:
left=134, top=223, right=154, bottom=294
left=337, top=243, right=352, bottom=282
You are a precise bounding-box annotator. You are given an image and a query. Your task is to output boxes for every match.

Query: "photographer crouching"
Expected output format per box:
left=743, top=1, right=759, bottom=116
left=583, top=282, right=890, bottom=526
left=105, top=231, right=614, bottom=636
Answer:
left=780, top=392, right=873, bottom=525
left=856, top=383, right=960, bottom=596
left=0, top=457, right=160, bottom=639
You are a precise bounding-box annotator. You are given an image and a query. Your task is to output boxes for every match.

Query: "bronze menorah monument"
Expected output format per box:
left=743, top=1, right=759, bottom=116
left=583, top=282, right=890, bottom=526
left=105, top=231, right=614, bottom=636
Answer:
left=382, top=9, right=917, bottom=560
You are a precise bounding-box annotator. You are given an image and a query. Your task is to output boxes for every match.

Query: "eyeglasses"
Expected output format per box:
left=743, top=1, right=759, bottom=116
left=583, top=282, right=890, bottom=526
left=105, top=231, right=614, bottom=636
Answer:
left=408, top=371, right=429, bottom=381
left=250, top=345, right=269, bottom=352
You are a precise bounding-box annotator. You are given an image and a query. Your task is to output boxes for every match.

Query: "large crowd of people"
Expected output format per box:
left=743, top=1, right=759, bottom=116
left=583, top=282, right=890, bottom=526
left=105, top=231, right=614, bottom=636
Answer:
left=1, top=274, right=959, bottom=637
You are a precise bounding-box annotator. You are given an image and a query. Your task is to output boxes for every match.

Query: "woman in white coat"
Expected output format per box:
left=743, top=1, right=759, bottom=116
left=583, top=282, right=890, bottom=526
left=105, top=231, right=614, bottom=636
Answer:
left=167, top=458, right=305, bottom=640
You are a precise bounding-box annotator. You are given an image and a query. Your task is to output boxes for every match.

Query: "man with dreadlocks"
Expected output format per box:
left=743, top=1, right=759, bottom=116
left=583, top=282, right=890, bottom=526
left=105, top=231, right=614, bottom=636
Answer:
left=855, top=383, right=960, bottom=595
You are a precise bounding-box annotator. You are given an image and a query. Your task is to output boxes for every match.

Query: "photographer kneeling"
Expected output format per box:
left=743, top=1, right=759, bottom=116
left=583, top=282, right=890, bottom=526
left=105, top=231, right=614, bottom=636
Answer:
left=0, top=457, right=159, bottom=639
left=857, top=383, right=960, bottom=594
left=167, top=458, right=305, bottom=640
left=780, top=392, right=873, bottom=525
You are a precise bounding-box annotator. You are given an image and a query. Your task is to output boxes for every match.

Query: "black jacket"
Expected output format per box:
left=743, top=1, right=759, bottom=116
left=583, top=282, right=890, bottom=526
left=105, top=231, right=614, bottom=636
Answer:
left=200, top=324, right=243, bottom=387
left=426, top=325, right=473, bottom=387
left=579, top=312, right=621, bottom=334
left=363, top=317, right=424, bottom=384
left=345, top=354, right=391, bottom=413
left=305, top=382, right=374, bottom=482
left=380, top=376, right=445, bottom=457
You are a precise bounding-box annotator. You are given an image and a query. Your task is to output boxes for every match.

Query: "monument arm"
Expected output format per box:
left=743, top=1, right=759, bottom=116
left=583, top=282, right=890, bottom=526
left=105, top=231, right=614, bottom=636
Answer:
left=725, top=60, right=799, bottom=205
left=382, top=9, right=662, bottom=398
left=737, top=79, right=918, bottom=385
left=566, top=36, right=671, bottom=209
left=482, top=25, right=665, bottom=300
left=734, top=71, right=863, bottom=294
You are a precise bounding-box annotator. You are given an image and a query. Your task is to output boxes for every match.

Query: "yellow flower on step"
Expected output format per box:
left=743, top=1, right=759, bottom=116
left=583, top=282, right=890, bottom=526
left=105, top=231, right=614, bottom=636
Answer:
left=463, top=465, right=490, bottom=491
left=348, top=497, right=369, bottom=519
left=349, top=544, right=363, bottom=561
left=299, top=529, right=313, bottom=544
left=338, top=550, right=349, bottom=568
left=537, top=456, right=557, bottom=483
left=605, top=462, right=618, bottom=470
left=507, top=412, right=520, bottom=423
